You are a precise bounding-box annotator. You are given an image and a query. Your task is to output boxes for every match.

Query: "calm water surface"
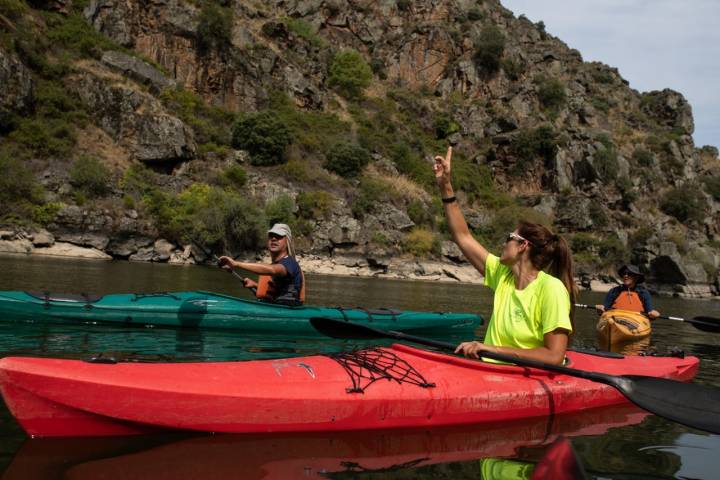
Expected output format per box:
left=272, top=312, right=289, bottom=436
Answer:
left=0, top=253, right=718, bottom=479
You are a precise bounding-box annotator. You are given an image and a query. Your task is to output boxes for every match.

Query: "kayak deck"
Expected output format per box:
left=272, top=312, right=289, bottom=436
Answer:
left=0, top=290, right=481, bottom=332
left=0, top=345, right=698, bottom=438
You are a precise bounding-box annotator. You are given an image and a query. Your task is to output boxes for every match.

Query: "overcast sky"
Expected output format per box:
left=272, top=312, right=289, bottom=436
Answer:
left=501, top=0, right=720, bottom=149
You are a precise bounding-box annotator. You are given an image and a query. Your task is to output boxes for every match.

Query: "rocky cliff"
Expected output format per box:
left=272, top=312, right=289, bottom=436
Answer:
left=1, top=0, right=718, bottom=296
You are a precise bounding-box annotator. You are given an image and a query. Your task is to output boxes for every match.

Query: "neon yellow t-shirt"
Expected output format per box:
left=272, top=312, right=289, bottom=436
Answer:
left=483, top=254, right=572, bottom=349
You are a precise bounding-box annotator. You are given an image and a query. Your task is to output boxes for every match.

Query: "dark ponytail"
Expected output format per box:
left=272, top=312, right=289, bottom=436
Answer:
left=517, top=221, right=577, bottom=327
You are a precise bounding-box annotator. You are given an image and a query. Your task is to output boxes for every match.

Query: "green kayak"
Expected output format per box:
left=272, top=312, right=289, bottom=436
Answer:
left=0, top=291, right=481, bottom=333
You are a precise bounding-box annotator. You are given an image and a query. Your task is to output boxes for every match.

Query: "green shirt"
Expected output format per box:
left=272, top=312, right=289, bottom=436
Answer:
left=483, top=254, right=572, bottom=349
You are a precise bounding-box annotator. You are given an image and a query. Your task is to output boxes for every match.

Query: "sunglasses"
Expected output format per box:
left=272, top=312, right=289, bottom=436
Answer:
left=505, top=232, right=531, bottom=245
left=268, top=233, right=285, bottom=240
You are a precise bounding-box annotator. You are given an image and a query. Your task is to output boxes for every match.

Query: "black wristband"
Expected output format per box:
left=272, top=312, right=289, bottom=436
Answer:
left=441, top=196, right=456, bottom=204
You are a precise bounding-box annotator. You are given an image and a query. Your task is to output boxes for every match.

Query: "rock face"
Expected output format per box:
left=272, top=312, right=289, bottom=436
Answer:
left=0, top=49, right=33, bottom=130
left=68, top=66, right=196, bottom=163
left=101, top=51, right=176, bottom=93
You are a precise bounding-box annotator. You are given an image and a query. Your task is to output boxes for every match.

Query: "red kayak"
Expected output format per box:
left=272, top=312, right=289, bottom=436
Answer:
left=4, top=405, right=645, bottom=480
left=0, top=344, right=698, bottom=438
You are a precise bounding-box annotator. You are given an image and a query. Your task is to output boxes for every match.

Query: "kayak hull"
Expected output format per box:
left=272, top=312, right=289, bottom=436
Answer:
left=0, top=290, right=480, bottom=332
left=0, top=345, right=698, bottom=438
left=597, top=309, right=652, bottom=350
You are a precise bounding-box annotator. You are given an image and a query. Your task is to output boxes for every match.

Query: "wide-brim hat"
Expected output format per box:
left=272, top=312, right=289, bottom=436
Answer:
left=618, top=264, right=644, bottom=283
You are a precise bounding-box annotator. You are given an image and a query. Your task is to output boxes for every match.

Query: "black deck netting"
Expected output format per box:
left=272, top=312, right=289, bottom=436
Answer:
left=325, top=348, right=436, bottom=394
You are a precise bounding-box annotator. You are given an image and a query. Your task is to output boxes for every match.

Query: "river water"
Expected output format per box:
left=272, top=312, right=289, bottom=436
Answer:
left=0, top=253, right=718, bottom=479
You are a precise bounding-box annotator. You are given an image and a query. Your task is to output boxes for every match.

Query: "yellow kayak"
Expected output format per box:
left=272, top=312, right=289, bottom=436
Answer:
left=597, top=309, right=652, bottom=353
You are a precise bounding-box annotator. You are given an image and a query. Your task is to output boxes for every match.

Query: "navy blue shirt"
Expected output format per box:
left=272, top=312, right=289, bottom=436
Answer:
left=271, top=256, right=303, bottom=304
left=603, top=285, right=654, bottom=312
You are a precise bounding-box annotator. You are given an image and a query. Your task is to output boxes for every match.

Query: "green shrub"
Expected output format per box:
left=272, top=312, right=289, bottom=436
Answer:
left=616, top=176, right=637, bottom=206
left=433, top=113, right=460, bottom=139
left=660, top=184, right=708, bottom=224
left=467, top=7, right=484, bottom=21
left=536, top=77, right=566, bottom=112
left=473, top=205, right=551, bottom=247
left=222, top=164, right=247, bottom=188
left=591, top=97, right=610, bottom=113
left=31, top=202, right=64, bottom=225
left=474, top=26, right=505, bottom=74
left=594, top=145, right=619, bottom=181
left=0, top=0, right=27, bottom=19
left=45, top=11, right=120, bottom=58
left=296, top=191, right=334, bottom=219
left=70, top=156, right=111, bottom=197
left=265, top=194, right=295, bottom=226
left=268, top=91, right=350, bottom=153
left=402, top=228, right=439, bottom=257
left=632, top=147, right=654, bottom=167
left=197, top=2, right=233, bottom=52
left=390, top=143, right=434, bottom=187
left=323, top=142, right=371, bottom=178
left=701, top=174, right=720, bottom=201
left=0, top=153, right=40, bottom=206
left=151, top=183, right=266, bottom=253
left=501, top=58, right=524, bottom=81
left=284, top=17, right=324, bottom=47
left=161, top=87, right=234, bottom=146
left=511, top=125, right=558, bottom=174
left=407, top=199, right=433, bottom=227
left=327, top=49, right=373, bottom=100
left=352, top=175, right=397, bottom=218
left=9, top=118, right=76, bottom=157
left=571, top=233, right=598, bottom=253
left=232, top=111, right=292, bottom=166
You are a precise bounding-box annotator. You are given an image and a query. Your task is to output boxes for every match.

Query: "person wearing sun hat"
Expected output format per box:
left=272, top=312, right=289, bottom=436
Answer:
left=218, top=223, right=304, bottom=305
left=595, top=264, right=660, bottom=318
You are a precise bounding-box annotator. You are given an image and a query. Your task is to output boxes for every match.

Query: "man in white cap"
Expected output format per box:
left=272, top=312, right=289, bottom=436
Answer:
left=218, top=223, right=304, bottom=305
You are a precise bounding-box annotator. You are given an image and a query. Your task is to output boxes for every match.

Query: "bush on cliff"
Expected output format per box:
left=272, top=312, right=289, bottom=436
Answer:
left=70, top=156, right=111, bottom=197
left=474, top=26, right=505, bottom=74
left=402, top=228, right=440, bottom=257
left=324, top=142, right=371, bottom=178
left=232, top=111, right=292, bottom=166
left=197, top=2, right=233, bottom=52
left=660, top=184, right=708, bottom=224
left=327, top=49, right=373, bottom=100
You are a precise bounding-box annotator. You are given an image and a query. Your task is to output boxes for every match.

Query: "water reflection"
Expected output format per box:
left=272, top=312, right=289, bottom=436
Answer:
left=2, top=405, right=646, bottom=480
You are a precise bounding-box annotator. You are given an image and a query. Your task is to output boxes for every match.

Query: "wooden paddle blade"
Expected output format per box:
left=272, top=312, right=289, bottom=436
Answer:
left=690, top=316, right=720, bottom=333
left=619, top=375, right=720, bottom=434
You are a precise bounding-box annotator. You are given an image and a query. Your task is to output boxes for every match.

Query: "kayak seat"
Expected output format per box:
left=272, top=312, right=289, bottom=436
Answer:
left=25, top=291, right=104, bottom=304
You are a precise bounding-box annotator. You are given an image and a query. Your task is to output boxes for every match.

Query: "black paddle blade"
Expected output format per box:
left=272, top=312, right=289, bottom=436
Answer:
left=310, top=317, right=388, bottom=340
left=615, top=375, right=720, bottom=434
left=690, top=316, right=720, bottom=333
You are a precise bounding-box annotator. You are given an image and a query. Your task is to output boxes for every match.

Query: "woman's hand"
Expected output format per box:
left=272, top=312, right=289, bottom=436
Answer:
left=595, top=304, right=606, bottom=314
left=217, top=256, right=236, bottom=272
left=433, top=146, right=453, bottom=187
left=647, top=310, right=660, bottom=319
left=454, top=340, right=490, bottom=359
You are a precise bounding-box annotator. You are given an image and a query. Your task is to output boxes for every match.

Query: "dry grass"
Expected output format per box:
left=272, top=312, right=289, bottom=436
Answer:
left=365, top=164, right=430, bottom=204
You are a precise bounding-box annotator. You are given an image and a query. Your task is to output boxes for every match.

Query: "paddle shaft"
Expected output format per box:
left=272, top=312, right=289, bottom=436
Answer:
left=189, top=238, right=256, bottom=292
left=368, top=328, right=614, bottom=383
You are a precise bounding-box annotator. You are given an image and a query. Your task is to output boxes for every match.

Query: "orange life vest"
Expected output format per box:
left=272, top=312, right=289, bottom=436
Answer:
left=255, top=273, right=305, bottom=303
left=611, top=290, right=644, bottom=312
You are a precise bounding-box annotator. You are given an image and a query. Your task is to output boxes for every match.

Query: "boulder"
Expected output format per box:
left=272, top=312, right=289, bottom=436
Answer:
left=0, top=239, right=33, bottom=254
left=31, top=230, right=55, bottom=248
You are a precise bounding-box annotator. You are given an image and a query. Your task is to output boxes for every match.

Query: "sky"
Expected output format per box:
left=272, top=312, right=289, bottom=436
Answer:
left=501, top=0, right=720, bottom=149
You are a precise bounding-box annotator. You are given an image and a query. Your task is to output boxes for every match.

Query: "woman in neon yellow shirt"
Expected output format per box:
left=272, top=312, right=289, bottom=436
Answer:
left=433, top=146, right=577, bottom=365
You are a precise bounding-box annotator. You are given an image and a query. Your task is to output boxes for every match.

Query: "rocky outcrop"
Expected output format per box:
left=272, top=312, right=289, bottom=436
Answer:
left=68, top=66, right=196, bottom=163
left=101, top=51, right=175, bottom=93
left=0, top=48, right=33, bottom=131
